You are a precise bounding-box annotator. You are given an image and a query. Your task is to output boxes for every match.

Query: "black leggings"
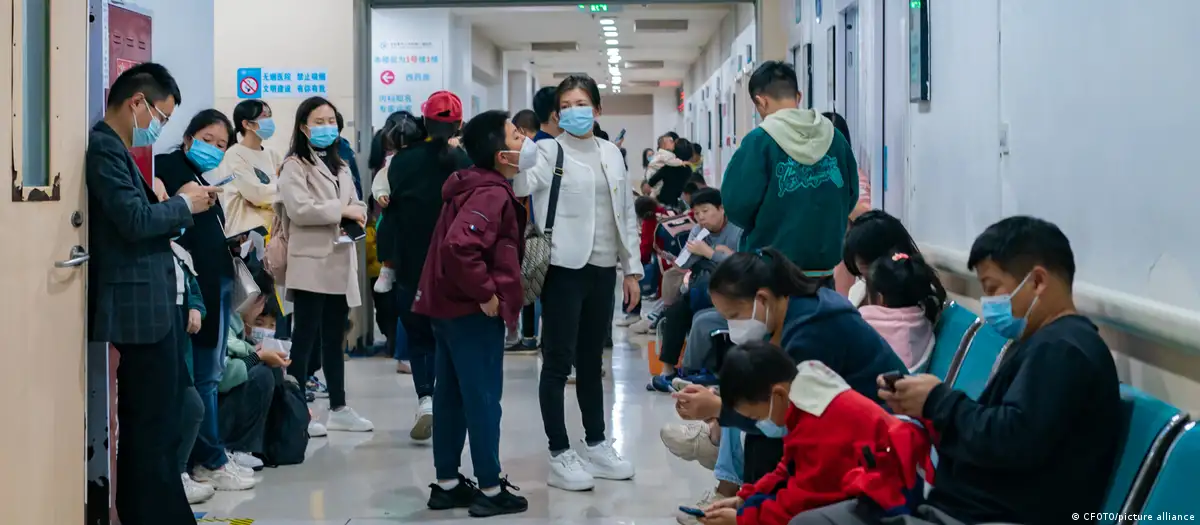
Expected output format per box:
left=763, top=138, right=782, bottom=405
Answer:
left=658, top=300, right=693, bottom=368
left=288, top=290, right=349, bottom=409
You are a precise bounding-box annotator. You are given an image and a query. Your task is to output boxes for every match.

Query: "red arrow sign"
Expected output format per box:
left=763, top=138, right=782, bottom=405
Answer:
left=380, top=70, right=395, bottom=85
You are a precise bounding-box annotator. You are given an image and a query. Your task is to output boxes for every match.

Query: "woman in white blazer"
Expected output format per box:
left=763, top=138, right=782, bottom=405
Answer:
left=512, top=75, right=643, bottom=493
left=277, top=97, right=373, bottom=434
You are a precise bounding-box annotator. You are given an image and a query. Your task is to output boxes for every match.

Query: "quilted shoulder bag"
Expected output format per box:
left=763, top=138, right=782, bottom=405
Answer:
left=520, top=143, right=565, bottom=306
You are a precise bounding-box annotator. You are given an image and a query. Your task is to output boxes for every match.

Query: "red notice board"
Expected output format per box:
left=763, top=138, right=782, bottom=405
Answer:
left=108, top=4, right=153, bottom=184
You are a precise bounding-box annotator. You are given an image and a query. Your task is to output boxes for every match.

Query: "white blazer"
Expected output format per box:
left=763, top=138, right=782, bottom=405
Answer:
left=514, top=137, right=643, bottom=277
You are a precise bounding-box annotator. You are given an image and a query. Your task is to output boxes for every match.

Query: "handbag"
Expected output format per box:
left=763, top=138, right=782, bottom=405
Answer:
left=231, top=256, right=262, bottom=314
left=520, top=142, right=565, bottom=306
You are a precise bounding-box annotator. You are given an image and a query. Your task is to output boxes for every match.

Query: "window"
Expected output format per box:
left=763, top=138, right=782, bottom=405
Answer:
left=15, top=0, right=53, bottom=197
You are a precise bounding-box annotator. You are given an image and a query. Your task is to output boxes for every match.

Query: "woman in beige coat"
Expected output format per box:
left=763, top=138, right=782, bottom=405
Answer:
left=278, top=96, right=373, bottom=433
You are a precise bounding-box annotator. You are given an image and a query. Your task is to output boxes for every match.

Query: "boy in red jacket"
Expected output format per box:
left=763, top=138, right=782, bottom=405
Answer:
left=412, top=110, right=531, bottom=518
left=698, top=341, right=933, bottom=525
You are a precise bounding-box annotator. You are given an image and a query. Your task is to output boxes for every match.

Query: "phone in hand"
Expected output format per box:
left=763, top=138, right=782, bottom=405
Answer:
left=339, top=218, right=366, bottom=243
left=678, top=506, right=706, bottom=518
left=211, top=175, right=235, bottom=186
left=616, top=128, right=627, bottom=142
left=881, top=371, right=907, bottom=392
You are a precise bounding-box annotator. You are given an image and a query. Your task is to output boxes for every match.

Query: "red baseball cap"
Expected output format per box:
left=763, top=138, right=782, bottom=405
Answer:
left=422, top=91, right=463, bottom=123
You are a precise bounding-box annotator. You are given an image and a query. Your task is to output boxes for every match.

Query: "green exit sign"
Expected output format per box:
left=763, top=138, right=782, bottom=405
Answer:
left=579, top=4, right=609, bottom=12
left=910, top=0, right=922, bottom=8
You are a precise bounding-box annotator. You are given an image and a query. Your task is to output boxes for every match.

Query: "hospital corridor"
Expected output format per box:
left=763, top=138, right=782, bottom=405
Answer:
left=2, top=0, right=1200, bottom=524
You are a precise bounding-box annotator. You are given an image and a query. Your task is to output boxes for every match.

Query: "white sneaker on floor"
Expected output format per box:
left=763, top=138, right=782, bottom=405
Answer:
left=676, top=490, right=719, bottom=525
left=308, top=420, right=328, bottom=437
left=181, top=473, right=215, bottom=504
left=410, top=396, right=433, bottom=442
left=629, top=319, right=654, bottom=334
left=548, top=450, right=595, bottom=492
left=327, top=406, right=374, bottom=432
left=228, top=450, right=263, bottom=471
left=660, top=421, right=719, bottom=470
left=580, top=440, right=635, bottom=480
left=671, top=377, right=694, bottom=392
left=616, top=313, right=641, bottom=327
left=225, top=459, right=255, bottom=479
left=373, top=267, right=395, bottom=293
left=192, top=464, right=256, bottom=491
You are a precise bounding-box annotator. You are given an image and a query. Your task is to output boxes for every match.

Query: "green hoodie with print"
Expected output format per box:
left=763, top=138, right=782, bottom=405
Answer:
left=720, top=108, right=858, bottom=275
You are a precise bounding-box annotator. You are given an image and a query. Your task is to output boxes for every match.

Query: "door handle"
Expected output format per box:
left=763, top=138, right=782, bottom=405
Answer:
left=55, top=245, right=90, bottom=268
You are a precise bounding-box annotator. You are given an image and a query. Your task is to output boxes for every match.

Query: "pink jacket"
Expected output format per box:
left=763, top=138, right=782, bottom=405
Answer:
left=859, top=305, right=934, bottom=371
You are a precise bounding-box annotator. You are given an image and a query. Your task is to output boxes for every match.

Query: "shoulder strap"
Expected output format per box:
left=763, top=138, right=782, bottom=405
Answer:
left=541, top=141, right=566, bottom=234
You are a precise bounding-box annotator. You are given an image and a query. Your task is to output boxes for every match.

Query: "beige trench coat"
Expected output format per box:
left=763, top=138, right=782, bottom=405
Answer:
left=278, top=155, right=367, bottom=308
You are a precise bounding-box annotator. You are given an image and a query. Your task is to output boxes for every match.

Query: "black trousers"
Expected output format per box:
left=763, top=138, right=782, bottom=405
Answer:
left=289, top=290, right=349, bottom=409
left=372, top=279, right=399, bottom=355
left=520, top=303, right=538, bottom=339
left=219, top=364, right=278, bottom=453
left=397, top=286, right=436, bottom=399
left=743, top=433, right=786, bottom=484
left=659, top=299, right=694, bottom=368
left=113, top=317, right=195, bottom=525
left=539, top=264, right=616, bottom=453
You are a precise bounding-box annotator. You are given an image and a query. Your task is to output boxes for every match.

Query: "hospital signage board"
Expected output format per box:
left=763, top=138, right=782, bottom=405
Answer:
left=237, top=68, right=329, bottom=99
left=372, top=39, right=444, bottom=128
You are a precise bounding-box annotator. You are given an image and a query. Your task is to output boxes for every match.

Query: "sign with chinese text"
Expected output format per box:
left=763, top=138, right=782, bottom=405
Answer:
left=372, top=39, right=445, bottom=128
left=236, top=68, right=329, bottom=99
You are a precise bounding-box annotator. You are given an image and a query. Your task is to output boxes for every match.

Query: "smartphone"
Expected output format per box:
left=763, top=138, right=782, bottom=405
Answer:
left=678, top=506, right=706, bottom=518
left=211, top=175, right=235, bottom=186
left=340, top=218, right=366, bottom=242
left=616, top=128, right=627, bottom=142
left=881, top=371, right=907, bottom=392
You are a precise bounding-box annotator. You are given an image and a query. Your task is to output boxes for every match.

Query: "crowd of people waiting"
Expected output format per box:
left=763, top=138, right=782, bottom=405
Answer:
left=86, top=58, right=1122, bottom=525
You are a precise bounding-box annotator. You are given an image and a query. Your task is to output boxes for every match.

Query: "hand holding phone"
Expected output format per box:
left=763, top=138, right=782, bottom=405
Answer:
left=678, top=506, right=706, bottom=518
left=616, top=128, right=627, bottom=142
left=881, top=371, right=907, bottom=392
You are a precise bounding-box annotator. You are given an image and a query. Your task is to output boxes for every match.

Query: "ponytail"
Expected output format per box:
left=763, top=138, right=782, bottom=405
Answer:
left=709, top=247, right=822, bottom=300
left=867, top=252, right=943, bottom=324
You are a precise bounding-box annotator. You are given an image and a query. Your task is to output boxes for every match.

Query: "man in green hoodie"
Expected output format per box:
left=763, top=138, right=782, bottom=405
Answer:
left=721, top=61, right=858, bottom=280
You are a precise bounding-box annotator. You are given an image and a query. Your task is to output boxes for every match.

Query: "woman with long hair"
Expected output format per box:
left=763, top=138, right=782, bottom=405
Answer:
left=277, top=96, right=373, bottom=433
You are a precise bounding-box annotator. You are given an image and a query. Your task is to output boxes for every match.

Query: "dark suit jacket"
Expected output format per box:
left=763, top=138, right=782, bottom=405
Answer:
left=86, top=121, right=193, bottom=345
left=157, top=149, right=234, bottom=348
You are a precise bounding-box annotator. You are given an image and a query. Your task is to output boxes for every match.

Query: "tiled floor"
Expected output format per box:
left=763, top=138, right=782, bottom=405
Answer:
left=192, top=327, right=713, bottom=524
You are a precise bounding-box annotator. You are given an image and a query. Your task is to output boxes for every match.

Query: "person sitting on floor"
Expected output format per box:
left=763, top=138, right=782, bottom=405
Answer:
left=697, top=341, right=932, bottom=525
left=859, top=252, right=940, bottom=371
left=789, top=216, right=1122, bottom=525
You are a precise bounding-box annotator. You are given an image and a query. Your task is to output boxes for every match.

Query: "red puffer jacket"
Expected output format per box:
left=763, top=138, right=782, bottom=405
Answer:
left=412, top=166, right=527, bottom=327
left=736, top=361, right=935, bottom=525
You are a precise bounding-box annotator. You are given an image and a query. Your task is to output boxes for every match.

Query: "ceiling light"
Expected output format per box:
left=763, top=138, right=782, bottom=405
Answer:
left=611, top=76, right=622, bottom=85
left=608, top=55, right=621, bottom=64
left=607, top=48, right=620, bottom=55
left=609, top=66, right=621, bottom=75
left=604, top=31, right=618, bottom=37
left=605, top=39, right=619, bottom=45
left=612, top=86, right=622, bottom=93
left=598, top=83, right=608, bottom=89
left=599, top=19, right=615, bottom=25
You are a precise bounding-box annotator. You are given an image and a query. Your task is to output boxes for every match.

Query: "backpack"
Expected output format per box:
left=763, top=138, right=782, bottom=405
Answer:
left=261, top=375, right=310, bottom=466
left=263, top=159, right=294, bottom=286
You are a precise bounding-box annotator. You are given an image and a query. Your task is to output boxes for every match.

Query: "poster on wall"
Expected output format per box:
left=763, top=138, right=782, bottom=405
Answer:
left=236, top=68, right=328, bottom=99
left=372, top=39, right=444, bottom=129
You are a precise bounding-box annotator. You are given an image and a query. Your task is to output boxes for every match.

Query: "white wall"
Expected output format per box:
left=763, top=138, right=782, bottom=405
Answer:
left=683, top=6, right=755, bottom=186
left=131, top=0, right=214, bottom=154
left=652, top=88, right=682, bottom=139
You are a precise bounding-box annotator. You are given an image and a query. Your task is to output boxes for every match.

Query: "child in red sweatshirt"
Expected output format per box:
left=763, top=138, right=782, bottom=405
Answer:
left=698, top=341, right=934, bottom=525
left=412, top=110, right=533, bottom=518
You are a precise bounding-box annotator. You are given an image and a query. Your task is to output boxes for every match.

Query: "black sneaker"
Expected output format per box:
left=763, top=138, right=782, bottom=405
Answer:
left=468, top=478, right=528, bottom=518
left=427, top=475, right=479, bottom=510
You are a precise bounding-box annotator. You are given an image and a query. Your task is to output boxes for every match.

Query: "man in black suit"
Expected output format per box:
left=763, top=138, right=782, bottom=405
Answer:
left=86, top=62, right=217, bottom=525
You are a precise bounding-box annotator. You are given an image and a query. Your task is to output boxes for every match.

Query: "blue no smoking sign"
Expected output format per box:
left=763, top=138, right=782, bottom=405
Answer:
left=237, top=68, right=262, bottom=99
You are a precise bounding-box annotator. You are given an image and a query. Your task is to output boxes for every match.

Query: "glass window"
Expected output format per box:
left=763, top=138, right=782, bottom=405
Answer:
left=20, top=0, right=51, bottom=188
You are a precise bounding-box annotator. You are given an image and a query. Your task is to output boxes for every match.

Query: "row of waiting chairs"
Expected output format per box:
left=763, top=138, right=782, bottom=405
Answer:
left=929, top=302, right=1196, bottom=525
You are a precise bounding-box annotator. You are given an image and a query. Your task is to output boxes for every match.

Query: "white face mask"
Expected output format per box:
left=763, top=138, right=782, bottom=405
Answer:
left=728, top=298, right=770, bottom=345
left=502, top=137, right=539, bottom=171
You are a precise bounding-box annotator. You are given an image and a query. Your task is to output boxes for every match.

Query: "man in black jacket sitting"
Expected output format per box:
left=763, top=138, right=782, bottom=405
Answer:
left=788, top=216, right=1121, bottom=525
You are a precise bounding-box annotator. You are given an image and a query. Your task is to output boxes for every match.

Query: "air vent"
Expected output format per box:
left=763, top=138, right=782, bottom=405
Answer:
left=634, top=19, right=689, bottom=33
left=531, top=41, right=580, bottom=52
left=625, top=80, right=663, bottom=88
left=624, top=60, right=665, bottom=70
left=552, top=72, right=589, bottom=79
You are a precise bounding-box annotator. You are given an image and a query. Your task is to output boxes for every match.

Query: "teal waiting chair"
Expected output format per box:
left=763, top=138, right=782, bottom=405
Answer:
left=946, top=320, right=1009, bottom=400
left=926, top=302, right=979, bottom=380
left=1098, top=386, right=1188, bottom=525
left=1133, top=420, right=1199, bottom=524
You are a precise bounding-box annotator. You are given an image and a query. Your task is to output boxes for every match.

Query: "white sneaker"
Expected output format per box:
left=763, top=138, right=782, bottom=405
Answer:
left=226, top=459, right=256, bottom=479
left=547, top=450, right=595, bottom=492
left=373, top=267, right=395, bottom=293
left=660, top=421, right=719, bottom=470
left=181, top=473, right=214, bottom=504
left=228, top=450, right=263, bottom=471
left=676, top=490, right=719, bottom=525
left=629, top=319, right=654, bottom=334
left=580, top=440, right=635, bottom=480
left=617, top=313, right=641, bottom=327
left=327, top=406, right=375, bottom=432
left=308, top=420, right=328, bottom=437
left=193, top=464, right=256, bottom=491
left=410, top=396, right=433, bottom=442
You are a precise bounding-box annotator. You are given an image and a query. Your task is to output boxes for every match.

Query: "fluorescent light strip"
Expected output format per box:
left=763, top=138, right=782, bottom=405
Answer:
left=604, top=31, right=618, bottom=37
left=607, top=48, right=620, bottom=55
left=599, top=19, right=614, bottom=25
left=605, top=39, right=619, bottom=45
left=598, top=84, right=608, bottom=88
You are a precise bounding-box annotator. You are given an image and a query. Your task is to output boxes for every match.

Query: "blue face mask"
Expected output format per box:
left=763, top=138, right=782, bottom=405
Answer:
left=255, top=118, right=276, bottom=140
left=980, top=272, right=1039, bottom=340
left=558, top=106, right=595, bottom=137
left=186, top=139, right=225, bottom=172
left=308, top=124, right=339, bottom=148
left=754, top=393, right=788, bottom=438
left=133, top=101, right=165, bottom=148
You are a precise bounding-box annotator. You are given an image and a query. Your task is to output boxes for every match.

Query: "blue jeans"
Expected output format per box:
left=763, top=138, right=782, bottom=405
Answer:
left=396, top=286, right=435, bottom=398
left=714, top=426, right=744, bottom=485
left=431, top=313, right=506, bottom=488
left=190, top=277, right=232, bottom=470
